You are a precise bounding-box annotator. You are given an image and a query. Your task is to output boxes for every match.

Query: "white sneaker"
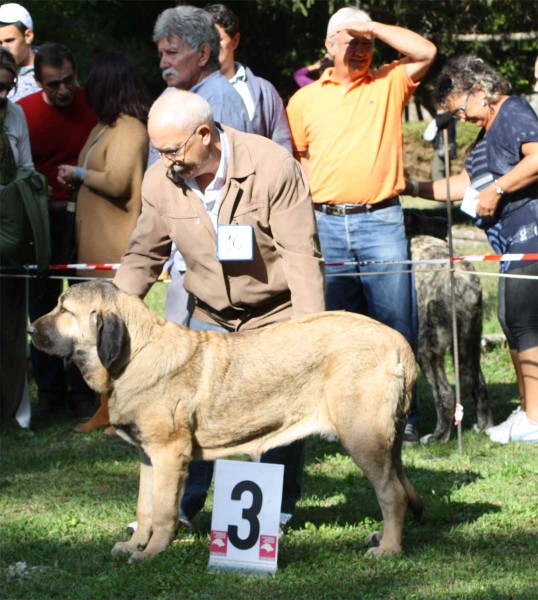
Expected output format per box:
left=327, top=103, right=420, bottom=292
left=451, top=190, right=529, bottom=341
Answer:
left=507, top=413, right=538, bottom=444
left=490, top=410, right=538, bottom=444
left=486, top=406, right=524, bottom=439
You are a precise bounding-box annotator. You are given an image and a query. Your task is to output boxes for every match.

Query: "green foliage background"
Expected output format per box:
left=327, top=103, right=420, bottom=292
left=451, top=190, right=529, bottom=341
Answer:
left=19, top=0, right=538, bottom=106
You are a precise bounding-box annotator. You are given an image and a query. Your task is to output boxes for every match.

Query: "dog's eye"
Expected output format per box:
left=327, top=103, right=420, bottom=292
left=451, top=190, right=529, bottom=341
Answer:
left=59, top=307, right=67, bottom=314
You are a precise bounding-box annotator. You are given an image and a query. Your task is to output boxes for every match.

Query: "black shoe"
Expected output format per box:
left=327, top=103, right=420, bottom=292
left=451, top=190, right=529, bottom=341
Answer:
left=70, top=397, right=97, bottom=422
left=403, top=423, right=420, bottom=447
left=31, top=397, right=66, bottom=418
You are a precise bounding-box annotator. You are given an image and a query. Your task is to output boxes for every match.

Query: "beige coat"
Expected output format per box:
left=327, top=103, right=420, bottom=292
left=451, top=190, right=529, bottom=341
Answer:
left=76, top=114, right=149, bottom=277
left=114, top=126, right=325, bottom=330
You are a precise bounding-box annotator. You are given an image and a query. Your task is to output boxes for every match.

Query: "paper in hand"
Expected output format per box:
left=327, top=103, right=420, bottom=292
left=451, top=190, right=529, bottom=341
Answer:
left=460, top=186, right=479, bottom=218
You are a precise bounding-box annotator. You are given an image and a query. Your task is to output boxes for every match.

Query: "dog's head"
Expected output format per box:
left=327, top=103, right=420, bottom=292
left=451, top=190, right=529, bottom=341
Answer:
left=28, top=280, right=132, bottom=393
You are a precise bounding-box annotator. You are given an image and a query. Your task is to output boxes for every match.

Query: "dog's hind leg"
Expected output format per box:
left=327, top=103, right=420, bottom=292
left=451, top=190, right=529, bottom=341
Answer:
left=128, top=438, right=192, bottom=562
left=348, top=439, right=408, bottom=556
left=333, top=377, right=410, bottom=556
left=457, top=316, right=493, bottom=433
left=112, top=447, right=153, bottom=556
left=418, top=347, right=454, bottom=444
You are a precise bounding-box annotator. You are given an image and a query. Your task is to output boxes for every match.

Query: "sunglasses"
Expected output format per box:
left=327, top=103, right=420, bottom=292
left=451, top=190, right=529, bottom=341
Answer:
left=0, top=81, right=16, bottom=93
left=452, top=89, right=473, bottom=119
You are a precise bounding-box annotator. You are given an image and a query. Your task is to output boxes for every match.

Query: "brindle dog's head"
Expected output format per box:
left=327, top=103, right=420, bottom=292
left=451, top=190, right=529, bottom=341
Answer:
left=28, top=280, right=130, bottom=393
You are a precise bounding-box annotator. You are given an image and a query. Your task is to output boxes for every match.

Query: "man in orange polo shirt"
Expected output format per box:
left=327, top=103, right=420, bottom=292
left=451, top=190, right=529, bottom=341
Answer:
left=287, top=6, right=436, bottom=444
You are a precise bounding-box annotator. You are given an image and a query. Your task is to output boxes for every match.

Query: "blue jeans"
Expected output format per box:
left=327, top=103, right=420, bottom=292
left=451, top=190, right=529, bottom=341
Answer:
left=315, top=204, right=420, bottom=425
left=180, top=316, right=306, bottom=520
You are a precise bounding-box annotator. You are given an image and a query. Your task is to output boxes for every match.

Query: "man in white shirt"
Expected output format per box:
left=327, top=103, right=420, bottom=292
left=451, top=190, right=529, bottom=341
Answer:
left=204, top=3, right=292, bottom=153
left=0, top=3, right=39, bottom=102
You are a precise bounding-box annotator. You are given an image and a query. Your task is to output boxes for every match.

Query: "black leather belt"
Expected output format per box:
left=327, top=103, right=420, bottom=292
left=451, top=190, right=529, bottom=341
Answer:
left=314, top=196, right=400, bottom=216
left=49, top=201, right=69, bottom=212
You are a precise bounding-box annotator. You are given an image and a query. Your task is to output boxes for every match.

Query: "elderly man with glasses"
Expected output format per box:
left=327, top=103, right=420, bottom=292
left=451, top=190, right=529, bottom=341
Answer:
left=115, top=90, right=325, bottom=536
left=287, top=6, right=436, bottom=445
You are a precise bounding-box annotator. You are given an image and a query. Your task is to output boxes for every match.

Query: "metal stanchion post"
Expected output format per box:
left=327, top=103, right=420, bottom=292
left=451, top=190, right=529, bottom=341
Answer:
left=443, top=128, right=463, bottom=455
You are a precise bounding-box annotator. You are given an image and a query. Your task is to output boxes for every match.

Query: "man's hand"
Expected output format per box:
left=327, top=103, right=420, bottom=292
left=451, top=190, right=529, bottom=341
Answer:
left=334, top=21, right=375, bottom=37
left=57, top=164, right=76, bottom=187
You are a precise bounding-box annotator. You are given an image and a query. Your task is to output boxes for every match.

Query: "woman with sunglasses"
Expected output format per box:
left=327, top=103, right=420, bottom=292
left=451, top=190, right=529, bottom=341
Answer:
left=0, top=46, right=34, bottom=430
left=408, top=55, right=538, bottom=445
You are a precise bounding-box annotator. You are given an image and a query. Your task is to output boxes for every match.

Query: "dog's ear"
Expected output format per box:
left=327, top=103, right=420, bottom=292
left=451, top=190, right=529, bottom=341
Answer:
left=94, top=311, right=129, bottom=370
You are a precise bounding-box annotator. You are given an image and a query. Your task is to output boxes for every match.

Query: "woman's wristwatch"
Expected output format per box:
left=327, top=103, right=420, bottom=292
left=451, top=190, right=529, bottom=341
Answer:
left=493, top=179, right=505, bottom=195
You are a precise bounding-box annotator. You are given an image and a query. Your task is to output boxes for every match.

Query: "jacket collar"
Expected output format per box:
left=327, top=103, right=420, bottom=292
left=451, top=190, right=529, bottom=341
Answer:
left=220, top=125, right=255, bottom=182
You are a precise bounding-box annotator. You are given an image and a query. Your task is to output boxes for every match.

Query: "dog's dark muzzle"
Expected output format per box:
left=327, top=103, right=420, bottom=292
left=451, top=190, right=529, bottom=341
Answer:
left=28, top=318, right=74, bottom=360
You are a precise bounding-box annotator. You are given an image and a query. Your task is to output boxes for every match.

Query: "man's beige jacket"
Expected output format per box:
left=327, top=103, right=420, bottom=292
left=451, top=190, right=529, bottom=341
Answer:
left=114, top=126, right=325, bottom=331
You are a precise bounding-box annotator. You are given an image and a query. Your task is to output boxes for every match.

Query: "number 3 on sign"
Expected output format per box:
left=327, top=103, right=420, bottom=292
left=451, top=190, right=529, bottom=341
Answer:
left=207, top=459, right=284, bottom=576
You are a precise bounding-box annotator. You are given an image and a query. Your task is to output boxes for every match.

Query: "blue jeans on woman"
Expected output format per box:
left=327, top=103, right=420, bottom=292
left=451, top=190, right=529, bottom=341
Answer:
left=315, top=203, right=420, bottom=425
left=180, top=316, right=306, bottom=523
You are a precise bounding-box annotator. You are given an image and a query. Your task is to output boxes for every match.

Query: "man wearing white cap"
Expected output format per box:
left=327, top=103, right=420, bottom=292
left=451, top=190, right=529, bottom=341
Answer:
left=0, top=3, right=39, bottom=102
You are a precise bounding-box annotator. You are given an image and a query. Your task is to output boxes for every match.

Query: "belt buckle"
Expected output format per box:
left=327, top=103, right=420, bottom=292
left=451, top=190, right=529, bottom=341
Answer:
left=334, top=205, right=347, bottom=216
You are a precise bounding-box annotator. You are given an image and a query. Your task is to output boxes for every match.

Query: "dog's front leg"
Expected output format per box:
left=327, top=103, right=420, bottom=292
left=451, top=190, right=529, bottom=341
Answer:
left=112, top=447, right=153, bottom=556
left=129, top=439, right=192, bottom=562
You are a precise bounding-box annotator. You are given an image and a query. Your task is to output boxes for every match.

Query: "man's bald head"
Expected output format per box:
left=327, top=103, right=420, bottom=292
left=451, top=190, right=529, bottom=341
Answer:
left=148, top=90, right=221, bottom=184
left=148, top=90, right=215, bottom=136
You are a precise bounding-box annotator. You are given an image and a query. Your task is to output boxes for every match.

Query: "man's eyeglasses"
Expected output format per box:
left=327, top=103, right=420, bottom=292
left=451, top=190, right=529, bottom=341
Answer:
left=151, top=127, right=198, bottom=160
left=0, top=81, right=16, bottom=93
left=453, top=89, right=473, bottom=119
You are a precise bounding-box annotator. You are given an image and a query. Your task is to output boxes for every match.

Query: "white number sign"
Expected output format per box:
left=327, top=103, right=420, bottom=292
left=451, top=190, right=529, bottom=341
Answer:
left=216, top=225, right=254, bottom=261
left=207, top=459, right=284, bottom=576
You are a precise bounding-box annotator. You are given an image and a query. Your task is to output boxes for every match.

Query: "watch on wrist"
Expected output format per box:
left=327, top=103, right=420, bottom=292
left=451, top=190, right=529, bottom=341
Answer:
left=493, top=179, right=505, bottom=195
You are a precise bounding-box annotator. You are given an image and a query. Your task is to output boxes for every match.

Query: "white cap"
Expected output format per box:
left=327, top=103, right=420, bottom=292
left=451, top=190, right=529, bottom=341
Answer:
left=0, top=3, right=33, bottom=31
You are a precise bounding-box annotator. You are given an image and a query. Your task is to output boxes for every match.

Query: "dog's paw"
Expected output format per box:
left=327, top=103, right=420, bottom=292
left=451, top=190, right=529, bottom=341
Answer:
left=111, top=541, right=137, bottom=556
left=127, top=545, right=167, bottom=563
left=366, top=545, right=401, bottom=558
left=364, top=531, right=382, bottom=547
left=128, top=550, right=151, bottom=563
left=473, top=422, right=493, bottom=434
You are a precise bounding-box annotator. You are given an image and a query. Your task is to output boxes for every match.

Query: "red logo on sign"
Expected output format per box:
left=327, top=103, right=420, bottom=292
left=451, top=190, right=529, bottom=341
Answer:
left=259, top=535, right=277, bottom=560
left=210, top=530, right=228, bottom=555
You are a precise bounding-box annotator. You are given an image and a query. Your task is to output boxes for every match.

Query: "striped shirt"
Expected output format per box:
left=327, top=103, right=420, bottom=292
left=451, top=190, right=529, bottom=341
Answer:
left=464, top=97, right=538, bottom=272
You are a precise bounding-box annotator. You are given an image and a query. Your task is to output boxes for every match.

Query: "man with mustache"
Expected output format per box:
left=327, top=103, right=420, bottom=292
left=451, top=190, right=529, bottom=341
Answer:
left=151, top=4, right=250, bottom=163
left=287, top=7, right=436, bottom=445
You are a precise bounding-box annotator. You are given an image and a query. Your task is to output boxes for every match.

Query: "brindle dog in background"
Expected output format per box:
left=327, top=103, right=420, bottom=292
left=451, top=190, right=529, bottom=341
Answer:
left=405, top=210, right=494, bottom=443
left=28, top=280, right=422, bottom=563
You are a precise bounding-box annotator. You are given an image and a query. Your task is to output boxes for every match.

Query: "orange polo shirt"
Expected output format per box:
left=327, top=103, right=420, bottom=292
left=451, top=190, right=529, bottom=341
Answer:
left=286, top=60, right=418, bottom=205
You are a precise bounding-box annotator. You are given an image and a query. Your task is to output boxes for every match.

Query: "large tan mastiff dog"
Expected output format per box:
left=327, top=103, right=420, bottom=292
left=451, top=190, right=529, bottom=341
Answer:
left=28, top=280, right=422, bottom=562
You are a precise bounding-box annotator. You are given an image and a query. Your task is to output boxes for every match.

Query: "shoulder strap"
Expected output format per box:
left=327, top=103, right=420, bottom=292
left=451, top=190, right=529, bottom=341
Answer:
left=82, top=125, right=109, bottom=169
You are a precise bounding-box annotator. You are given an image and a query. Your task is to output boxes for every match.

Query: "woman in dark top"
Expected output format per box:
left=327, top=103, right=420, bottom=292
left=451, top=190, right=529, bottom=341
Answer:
left=410, top=55, right=538, bottom=444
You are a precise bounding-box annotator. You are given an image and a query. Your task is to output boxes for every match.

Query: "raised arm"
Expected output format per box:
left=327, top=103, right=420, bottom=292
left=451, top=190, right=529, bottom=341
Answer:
left=338, top=21, right=437, bottom=82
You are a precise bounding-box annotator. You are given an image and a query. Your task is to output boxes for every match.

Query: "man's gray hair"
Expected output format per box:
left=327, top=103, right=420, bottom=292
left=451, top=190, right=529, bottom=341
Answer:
left=327, top=7, right=371, bottom=38
left=153, top=5, right=220, bottom=70
left=149, top=90, right=215, bottom=131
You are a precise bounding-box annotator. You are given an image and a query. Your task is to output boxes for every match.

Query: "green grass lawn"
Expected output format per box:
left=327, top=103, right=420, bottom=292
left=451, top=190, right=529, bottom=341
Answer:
left=2, top=267, right=537, bottom=600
